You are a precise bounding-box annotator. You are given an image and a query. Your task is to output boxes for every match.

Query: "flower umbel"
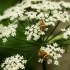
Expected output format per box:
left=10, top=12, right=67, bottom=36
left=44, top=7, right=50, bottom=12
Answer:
left=38, top=43, right=65, bottom=65
left=25, top=20, right=48, bottom=41
left=1, top=54, right=27, bottom=70
left=0, top=23, right=18, bottom=43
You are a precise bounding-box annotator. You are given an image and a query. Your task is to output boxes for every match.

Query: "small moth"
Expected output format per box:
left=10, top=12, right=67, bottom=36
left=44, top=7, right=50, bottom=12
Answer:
left=40, top=19, right=46, bottom=30
left=39, top=50, right=51, bottom=60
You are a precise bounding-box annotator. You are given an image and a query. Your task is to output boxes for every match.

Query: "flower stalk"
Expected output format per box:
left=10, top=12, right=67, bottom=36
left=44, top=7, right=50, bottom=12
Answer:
left=42, top=61, right=47, bottom=70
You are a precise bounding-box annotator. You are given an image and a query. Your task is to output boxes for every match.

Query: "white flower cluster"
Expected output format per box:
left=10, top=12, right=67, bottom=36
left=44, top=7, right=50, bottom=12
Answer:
left=25, top=22, right=48, bottom=41
left=0, top=0, right=70, bottom=26
left=38, top=43, right=65, bottom=65
left=61, top=27, right=70, bottom=39
left=1, top=54, right=27, bottom=70
left=52, top=10, right=70, bottom=23
left=0, top=23, right=18, bottom=43
left=0, top=5, right=24, bottom=21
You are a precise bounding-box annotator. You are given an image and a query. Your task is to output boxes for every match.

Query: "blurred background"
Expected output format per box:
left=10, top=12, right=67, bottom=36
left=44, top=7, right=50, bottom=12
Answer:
left=0, top=0, right=70, bottom=70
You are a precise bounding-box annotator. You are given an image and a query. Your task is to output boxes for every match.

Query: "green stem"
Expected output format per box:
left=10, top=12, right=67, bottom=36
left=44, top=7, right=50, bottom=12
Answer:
left=0, top=46, right=37, bottom=53
left=48, top=34, right=63, bottom=43
left=12, top=36, right=38, bottom=45
left=17, top=18, right=25, bottom=28
left=48, top=31, right=62, bottom=42
left=27, top=50, right=37, bottom=62
left=42, top=61, right=47, bottom=70
left=28, top=17, right=33, bottom=25
left=0, top=46, right=32, bottom=50
left=47, top=24, right=70, bottom=43
left=12, top=36, right=26, bottom=43
left=16, top=28, right=24, bottom=35
left=45, top=21, right=60, bottom=42
left=7, top=38, right=26, bottom=44
left=57, top=38, right=70, bottom=45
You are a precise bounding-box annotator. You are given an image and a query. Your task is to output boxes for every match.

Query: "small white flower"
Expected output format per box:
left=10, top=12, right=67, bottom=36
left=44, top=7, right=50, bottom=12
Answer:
left=25, top=31, right=29, bottom=35
left=53, top=55, right=58, bottom=60
left=25, top=11, right=37, bottom=19
left=38, top=58, right=43, bottom=63
left=61, top=27, right=70, bottom=39
left=61, top=28, right=66, bottom=31
left=47, top=59, right=52, bottom=64
left=2, top=38, right=7, bottom=43
left=60, top=49, right=65, bottom=54
left=54, top=60, right=59, bottom=65
left=63, top=33, right=68, bottom=39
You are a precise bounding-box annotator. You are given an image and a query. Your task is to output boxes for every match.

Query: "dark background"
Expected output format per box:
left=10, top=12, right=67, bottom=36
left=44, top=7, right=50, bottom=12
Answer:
left=0, top=0, right=22, bottom=13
